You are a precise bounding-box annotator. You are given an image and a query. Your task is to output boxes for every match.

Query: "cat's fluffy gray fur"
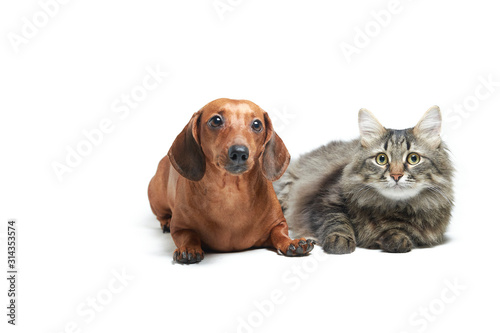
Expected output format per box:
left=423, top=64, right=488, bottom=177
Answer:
left=274, top=106, right=454, bottom=253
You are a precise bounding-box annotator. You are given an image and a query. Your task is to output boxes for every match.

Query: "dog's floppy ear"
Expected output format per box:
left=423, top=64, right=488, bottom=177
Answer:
left=260, top=112, right=291, bottom=181
left=168, top=110, right=206, bottom=181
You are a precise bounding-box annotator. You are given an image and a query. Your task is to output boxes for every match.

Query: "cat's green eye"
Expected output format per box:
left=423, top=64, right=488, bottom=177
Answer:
left=376, top=153, right=388, bottom=165
left=407, top=153, right=421, bottom=165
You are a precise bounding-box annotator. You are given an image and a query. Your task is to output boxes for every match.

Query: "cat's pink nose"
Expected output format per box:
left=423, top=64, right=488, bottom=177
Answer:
left=391, top=174, right=403, bottom=182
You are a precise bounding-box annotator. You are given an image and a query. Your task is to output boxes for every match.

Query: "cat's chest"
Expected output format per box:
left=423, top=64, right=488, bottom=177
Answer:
left=348, top=205, right=419, bottom=225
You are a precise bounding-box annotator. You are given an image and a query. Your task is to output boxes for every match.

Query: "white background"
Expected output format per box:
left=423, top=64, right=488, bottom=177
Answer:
left=1, top=1, right=499, bottom=332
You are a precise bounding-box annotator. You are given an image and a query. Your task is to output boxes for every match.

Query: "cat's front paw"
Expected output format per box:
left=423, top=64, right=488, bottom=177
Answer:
left=379, top=230, right=413, bottom=253
left=322, top=233, right=356, bottom=254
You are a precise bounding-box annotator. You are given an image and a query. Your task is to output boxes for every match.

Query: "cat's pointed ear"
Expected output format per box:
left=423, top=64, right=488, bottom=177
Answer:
left=358, top=108, right=386, bottom=147
left=414, top=106, right=442, bottom=148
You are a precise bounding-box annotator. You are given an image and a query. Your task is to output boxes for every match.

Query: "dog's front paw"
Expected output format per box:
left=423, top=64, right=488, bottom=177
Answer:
left=281, top=238, right=315, bottom=256
left=173, top=247, right=204, bottom=264
left=322, top=233, right=356, bottom=254
left=379, top=230, right=413, bottom=253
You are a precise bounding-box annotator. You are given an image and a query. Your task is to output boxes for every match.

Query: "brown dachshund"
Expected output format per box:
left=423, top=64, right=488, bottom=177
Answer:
left=148, top=98, right=314, bottom=264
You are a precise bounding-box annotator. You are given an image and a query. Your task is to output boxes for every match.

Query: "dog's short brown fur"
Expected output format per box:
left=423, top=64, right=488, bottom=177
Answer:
left=148, top=98, right=314, bottom=263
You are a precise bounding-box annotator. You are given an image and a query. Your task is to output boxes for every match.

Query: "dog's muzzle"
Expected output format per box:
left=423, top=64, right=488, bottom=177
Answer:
left=225, top=145, right=249, bottom=174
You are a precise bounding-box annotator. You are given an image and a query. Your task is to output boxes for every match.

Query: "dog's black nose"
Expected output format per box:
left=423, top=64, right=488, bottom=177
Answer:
left=228, top=145, right=249, bottom=165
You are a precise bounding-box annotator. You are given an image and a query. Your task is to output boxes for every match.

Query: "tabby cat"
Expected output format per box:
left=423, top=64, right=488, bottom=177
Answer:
left=274, top=106, right=454, bottom=253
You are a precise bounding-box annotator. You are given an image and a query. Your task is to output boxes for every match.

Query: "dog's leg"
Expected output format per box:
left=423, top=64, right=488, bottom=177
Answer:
left=171, top=229, right=205, bottom=264
left=157, top=212, right=172, bottom=233
left=268, top=222, right=315, bottom=256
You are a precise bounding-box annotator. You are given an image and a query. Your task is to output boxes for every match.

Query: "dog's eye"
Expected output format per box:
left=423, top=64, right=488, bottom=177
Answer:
left=208, top=115, right=224, bottom=128
left=251, top=120, right=263, bottom=132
